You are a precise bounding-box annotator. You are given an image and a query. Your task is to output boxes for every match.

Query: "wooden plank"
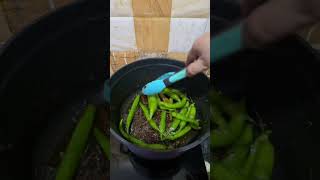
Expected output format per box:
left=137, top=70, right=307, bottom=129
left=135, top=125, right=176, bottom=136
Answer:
left=134, top=17, right=171, bottom=52
left=110, top=51, right=140, bottom=73
left=167, top=52, right=187, bottom=62
left=132, top=0, right=172, bottom=17
left=0, top=4, right=11, bottom=43
left=53, top=0, right=74, bottom=9
left=1, top=0, right=50, bottom=33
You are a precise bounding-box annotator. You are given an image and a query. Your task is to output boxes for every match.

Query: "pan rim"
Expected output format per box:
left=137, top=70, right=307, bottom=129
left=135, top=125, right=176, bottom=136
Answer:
left=110, top=58, right=210, bottom=154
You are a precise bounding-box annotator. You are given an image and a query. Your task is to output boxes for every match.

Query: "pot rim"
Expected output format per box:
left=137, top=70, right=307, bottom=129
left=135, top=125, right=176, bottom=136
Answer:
left=110, top=58, right=210, bottom=154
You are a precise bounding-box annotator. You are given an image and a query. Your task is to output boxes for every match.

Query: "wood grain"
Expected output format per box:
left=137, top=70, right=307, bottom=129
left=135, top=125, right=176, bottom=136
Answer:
left=1, top=0, right=50, bottom=33
left=110, top=51, right=140, bottom=74
left=53, top=0, right=74, bottom=9
left=167, top=52, right=187, bottom=62
left=0, top=4, right=11, bottom=43
left=132, top=0, right=172, bottom=17
left=134, top=17, right=170, bottom=52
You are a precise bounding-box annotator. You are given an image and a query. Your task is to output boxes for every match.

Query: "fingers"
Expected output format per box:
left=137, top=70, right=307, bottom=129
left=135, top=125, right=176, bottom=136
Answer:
left=186, top=32, right=210, bottom=65
left=245, top=0, right=315, bottom=46
left=186, top=44, right=199, bottom=66
left=186, top=58, right=208, bottom=77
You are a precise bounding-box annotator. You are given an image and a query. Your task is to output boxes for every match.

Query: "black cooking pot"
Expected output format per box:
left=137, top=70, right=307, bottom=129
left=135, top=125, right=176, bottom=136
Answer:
left=213, top=36, right=319, bottom=180
left=110, top=58, right=210, bottom=160
left=0, top=1, right=107, bottom=179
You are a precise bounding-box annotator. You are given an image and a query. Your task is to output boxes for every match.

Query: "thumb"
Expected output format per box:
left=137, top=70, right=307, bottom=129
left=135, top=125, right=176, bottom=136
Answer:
left=186, top=58, right=208, bottom=77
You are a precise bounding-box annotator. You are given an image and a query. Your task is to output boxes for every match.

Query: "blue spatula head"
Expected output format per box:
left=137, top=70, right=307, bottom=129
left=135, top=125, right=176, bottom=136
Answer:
left=141, top=72, right=175, bottom=95
left=142, top=80, right=166, bottom=95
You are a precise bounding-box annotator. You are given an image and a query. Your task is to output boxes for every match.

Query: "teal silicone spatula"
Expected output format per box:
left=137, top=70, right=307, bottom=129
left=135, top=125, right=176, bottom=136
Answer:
left=142, top=69, right=187, bottom=95
left=142, top=23, right=243, bottom=96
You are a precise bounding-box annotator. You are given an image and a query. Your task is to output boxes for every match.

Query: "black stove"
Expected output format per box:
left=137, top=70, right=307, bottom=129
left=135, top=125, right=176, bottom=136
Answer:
left=110, top=136, right=209, bottom=180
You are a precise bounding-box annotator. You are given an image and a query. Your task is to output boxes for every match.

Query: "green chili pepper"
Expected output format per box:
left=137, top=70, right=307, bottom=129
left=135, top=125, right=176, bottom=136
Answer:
left=178, top=104, right=192, bottom=131
left=93, top=128, right=110, bottom=160
left=159, top=111, right=166, bottom=140
left=189, top=122, right=201, bottom=130
left=169, top=98, right=174, bottom=103
left=126, top=94, right=140, bottom=133
left=240, top=133, right=266, bottom=178
left=166, top=126, right=192, bottom=140
left=164, top=99, right=171, bottom=103
left=222, top=145, right=249, bottom=170
left=189, top=104, right=196, bottom=119
left=147, top=95, right=158, bottom=119
left=159, top=97, right=187, bottom=109
left=252, top=132, right=274, bottom=180
left=169, top=108, right=188, bottom=132
left=167, top=88, right=185, bottom=98
left=56, top=105, right=96, bottom=180
left=211, top=104, right=228, bottom=128
left=119, top=119, right=167, bottom=150
left=171, top=111, right=199, bottom=126
left=184, top=101, right=190, bottom=108
left=159, top=104, right=175, bottom=111
left=212, top=163, right=246, bottom=180
left=211, top=114, right=246, bottom=148
left=236, top=124, right=253, bottom=145
left=162, top=88, right=181, bottom=101
left=139, top=102, right=159, bottom=132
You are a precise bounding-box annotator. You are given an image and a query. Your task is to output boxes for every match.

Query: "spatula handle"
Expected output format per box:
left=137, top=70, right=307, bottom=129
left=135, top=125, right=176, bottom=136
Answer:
left=164, top=68, right=187, bottom=86
left=211, top=23, right=243, bottom=63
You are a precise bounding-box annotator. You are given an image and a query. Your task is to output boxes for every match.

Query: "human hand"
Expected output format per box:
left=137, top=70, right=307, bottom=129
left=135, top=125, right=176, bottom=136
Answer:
left=242, top=0, right=320, bottom=46
left=186, top=32, right=210, bottom=77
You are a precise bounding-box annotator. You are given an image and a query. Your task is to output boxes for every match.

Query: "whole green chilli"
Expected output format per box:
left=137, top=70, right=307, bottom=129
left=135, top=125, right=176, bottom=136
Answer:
left=211, top=104, right=227, bottom=128
left=171, top=111, right=199, bottom=126
left=169, top=108, right=188, bottom=132
left=148, top=95, right=158, bottom=119
left=162, top=88, right=181, bottom=101
left=166, top=126, right=192, bottom=140
left=211, top=114, right=246, bottom=148
left=178, top=104, right=195, bottom=131
left=212, top=163, right=246, bottom=180
left=252, top=133, right=274, bottom=180
left=139, top=102, right=159, bottom=132
left=188, top=104, right=196, bottom=119
left=119, top=119, right=167, bottom=150
left=56, top=105, right=96, bottom=180
left=159, top=96, right=187, bottom=109
left=159, top=111, right=166, bottom=139
left=93, top=128, right=110, bottom=160
left=222, top=145, right=249, bottom=170
left=167, top=88, right=185, bottom=98
left=236, top=124, right=253, bottom=145
left=240, top=133, right=265, bottom=178
left=178, top=105, right=191, bottom=132
left=126, top=94, right=140, bottom=133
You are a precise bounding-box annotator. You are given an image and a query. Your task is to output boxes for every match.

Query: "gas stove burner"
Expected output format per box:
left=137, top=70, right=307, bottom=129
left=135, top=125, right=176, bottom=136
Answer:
left=119, top=144, right=181, bottom=178
left=112, top=143, right=208, bottom=180
left=129, top=154, right=181, bottom=178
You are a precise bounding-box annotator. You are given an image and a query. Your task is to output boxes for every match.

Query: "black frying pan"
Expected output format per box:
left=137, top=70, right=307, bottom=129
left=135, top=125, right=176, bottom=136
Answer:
left=0, top=1, right=108, bottom=179
left=213, top=35, right=319, bottom=180
left=110, top=58, right=210, bottom=160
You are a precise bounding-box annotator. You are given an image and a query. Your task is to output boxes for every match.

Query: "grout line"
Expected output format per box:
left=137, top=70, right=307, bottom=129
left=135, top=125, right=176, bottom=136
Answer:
left=124, top=52, right=128, bottom=64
